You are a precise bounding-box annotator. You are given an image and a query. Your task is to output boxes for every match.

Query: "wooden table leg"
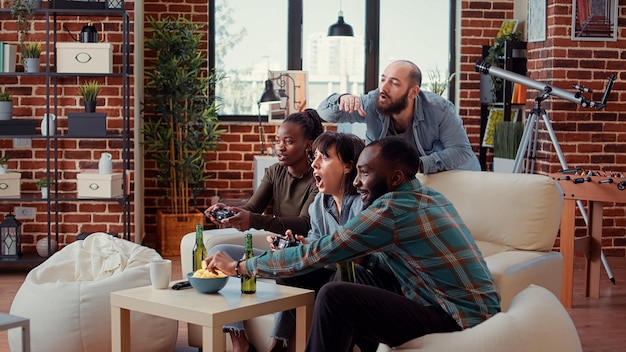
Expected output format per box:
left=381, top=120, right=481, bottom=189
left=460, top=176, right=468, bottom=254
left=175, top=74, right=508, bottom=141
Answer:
left=295, top=303, right=314, bottom=351
left=587, top=201, right=604, bottom=298
left=202, top=325, right=224, bottom=352
left=111, top=306, right=131, bottom=352
left=560, top=199, right=576, bottom=308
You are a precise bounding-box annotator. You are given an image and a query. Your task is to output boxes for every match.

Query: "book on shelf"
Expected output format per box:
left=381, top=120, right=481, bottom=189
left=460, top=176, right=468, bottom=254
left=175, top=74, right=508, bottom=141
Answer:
left=0, top=42, right=3, bottom=73
left=3, top=43, right=17, bottom=73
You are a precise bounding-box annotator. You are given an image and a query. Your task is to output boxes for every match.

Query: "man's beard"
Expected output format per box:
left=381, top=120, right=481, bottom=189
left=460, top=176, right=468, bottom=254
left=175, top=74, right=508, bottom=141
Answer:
left=376, top=89, right=410, bottom=116
left=363, top=178, right=389, bottom=209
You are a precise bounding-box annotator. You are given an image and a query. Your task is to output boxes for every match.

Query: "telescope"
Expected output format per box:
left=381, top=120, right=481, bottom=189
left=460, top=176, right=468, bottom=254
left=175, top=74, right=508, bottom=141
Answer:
left=475, top=60, right=616, bottom=110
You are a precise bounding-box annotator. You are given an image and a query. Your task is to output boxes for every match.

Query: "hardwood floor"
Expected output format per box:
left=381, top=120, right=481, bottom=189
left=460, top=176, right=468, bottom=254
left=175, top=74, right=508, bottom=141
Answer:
left=1, top=255, right=625, bottom=351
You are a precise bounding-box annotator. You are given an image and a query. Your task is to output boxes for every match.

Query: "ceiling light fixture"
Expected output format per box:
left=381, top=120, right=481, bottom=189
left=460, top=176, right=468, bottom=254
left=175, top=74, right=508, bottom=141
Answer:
left=328, top=0, right=354, bottom=37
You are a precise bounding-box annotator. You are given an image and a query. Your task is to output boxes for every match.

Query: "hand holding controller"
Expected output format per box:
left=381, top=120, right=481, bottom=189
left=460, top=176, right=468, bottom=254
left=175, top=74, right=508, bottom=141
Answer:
left=210, top=208, right=237, bottom=221
left=272, top=236, right=300, bottom=249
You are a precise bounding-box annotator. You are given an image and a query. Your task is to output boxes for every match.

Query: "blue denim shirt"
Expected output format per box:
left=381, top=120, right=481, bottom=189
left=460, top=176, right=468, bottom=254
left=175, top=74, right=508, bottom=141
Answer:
left=317, top=89, right=480, bottom=174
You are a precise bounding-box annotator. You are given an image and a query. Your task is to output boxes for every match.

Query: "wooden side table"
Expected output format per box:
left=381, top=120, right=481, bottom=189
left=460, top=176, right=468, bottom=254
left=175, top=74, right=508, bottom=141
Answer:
left=550, top=173, right=625, bottom=308
left=111, top=279, right=314, bottom=352
left=0, top=312, right=30, bottom=352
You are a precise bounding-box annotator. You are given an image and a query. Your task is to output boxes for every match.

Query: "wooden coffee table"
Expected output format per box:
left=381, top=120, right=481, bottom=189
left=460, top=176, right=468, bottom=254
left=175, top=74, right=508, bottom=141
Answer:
left=110, top=279, right=315, bottom=351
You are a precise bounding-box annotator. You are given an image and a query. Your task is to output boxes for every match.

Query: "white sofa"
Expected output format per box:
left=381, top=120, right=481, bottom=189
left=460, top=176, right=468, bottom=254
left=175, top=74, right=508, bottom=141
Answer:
left=180, top=170, right=564, bottom=350
left=377, top=284, right=582, bottom=352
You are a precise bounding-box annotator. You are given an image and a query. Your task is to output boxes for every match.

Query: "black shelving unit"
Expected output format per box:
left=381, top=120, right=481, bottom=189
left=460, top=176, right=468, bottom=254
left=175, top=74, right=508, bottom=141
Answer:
left=0, top=8, right=131, bottom=263
left=478, top=40, right=527, bottom=170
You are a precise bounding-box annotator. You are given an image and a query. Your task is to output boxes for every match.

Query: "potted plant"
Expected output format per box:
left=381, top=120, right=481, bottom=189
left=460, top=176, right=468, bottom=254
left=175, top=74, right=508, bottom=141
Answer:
left=36, top=177, right=55, bottom=198
left=0, top=90, right=13, bottom=121
left=493, top=121, right=524, bottom=173
left=484, top=20, right=523, bottom=102
left=425, top=66, right=456, bottom=97
left=7, top=0, right=40, bottom=46
left=77, top=80, right=102, bottom=113
left=0, top=155, right=9, bottom=174
left=142, top=16, right=224, bottom=255
left=21, top=41, right=42, bottom=73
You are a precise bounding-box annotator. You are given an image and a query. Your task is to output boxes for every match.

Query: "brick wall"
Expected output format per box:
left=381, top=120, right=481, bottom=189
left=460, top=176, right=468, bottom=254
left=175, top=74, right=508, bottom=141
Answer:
left=2, top=0, right=624, bottom=256
left=459, top=0, right=626, bottom=256
left=0, top=3, right=135, bottom=254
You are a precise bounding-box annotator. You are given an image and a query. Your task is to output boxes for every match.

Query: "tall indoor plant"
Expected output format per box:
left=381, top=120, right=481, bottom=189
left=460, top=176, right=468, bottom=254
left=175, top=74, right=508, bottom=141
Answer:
left=493, top=121, right=524, bottom=173
left=142, top=16, right=223, bottom=255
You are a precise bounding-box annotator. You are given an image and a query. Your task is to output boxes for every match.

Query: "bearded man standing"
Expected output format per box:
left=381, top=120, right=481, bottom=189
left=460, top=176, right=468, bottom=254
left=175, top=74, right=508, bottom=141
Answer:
left=317, top=59, right=480, bottom=174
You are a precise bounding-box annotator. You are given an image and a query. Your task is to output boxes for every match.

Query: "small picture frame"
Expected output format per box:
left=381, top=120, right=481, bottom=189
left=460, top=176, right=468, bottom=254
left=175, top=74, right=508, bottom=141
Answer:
left=483, top=107, right=519, bottom=148
left=572, top=0, right=618, bottom=41
left=528, top=0, right=546, bottom=43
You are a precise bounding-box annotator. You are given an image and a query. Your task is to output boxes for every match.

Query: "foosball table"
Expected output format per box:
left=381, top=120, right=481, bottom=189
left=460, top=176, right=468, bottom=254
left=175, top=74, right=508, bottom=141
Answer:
left=549, top=168, right=626, bottom=308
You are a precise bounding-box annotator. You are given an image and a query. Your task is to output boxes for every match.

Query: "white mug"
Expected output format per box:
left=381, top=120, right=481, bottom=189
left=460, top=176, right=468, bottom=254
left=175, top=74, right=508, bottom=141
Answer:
left=150, top=259, right=172, bottom=289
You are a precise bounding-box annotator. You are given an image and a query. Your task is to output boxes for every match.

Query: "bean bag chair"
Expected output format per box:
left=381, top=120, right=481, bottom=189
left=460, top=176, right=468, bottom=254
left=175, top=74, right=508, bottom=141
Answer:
left=9, top=233, right=178, bottom=352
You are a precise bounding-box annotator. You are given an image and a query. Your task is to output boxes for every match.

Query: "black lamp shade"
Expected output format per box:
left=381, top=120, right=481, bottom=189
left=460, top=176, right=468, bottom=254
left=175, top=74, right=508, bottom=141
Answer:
left=328, top=15, right=354, bottom=37
left=259, top=80, right=281, bottom=103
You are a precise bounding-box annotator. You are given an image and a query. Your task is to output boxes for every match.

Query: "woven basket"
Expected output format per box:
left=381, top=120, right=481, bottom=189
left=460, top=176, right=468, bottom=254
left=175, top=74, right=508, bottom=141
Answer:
left=157, top=209, right=204, bottom=256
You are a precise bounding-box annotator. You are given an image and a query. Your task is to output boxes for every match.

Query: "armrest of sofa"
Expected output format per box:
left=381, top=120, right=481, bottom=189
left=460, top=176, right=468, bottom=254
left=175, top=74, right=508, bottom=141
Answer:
left=180, top=228, right=276, bottom=277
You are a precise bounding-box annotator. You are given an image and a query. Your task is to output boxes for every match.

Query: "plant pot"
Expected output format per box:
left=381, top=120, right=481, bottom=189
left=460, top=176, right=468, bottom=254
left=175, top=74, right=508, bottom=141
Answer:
left=493, top=157, right=516, bottom=173
left=84, top=101, right=96, bottom=113
left=23, top=58, right=40, bottom=73
left=157, top=209, right=205, bottom=256
left=41, top=186, right=48, bottom=198
left=0, top=101, right=12, bottom=120
left=0, top=165, right=7, bottom=174
left=28, top=0, right=42, bottom=9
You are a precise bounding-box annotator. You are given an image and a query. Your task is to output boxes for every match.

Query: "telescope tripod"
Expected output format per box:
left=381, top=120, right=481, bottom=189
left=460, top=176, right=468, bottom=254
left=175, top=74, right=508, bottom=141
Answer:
left=513, top=91, right=615, bottom=283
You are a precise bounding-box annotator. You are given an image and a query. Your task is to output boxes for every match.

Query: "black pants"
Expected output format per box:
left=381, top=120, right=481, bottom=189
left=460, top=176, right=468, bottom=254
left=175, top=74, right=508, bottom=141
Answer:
left=305, top=281, right=462, bottom=352
left=275, top=264, right=402, bottom=350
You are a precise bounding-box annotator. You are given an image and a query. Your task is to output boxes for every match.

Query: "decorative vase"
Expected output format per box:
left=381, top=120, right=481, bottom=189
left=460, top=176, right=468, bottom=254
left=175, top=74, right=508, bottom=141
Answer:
left=0, top=165, right=7, bottom=174
left=41, top=113, right=57, bottom=136
left=98, top=152, right=113, bottom=174
left=84, top=101, right=96, bottom=113
left=36, top=238, right=58, bottom=257
left=23, top=58, right=40, bottom=73
left=0, top=101, right=12, bottom=120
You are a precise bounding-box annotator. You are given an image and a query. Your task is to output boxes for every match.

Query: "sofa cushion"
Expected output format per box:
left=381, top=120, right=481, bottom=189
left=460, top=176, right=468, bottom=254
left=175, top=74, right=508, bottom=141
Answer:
left=417, top=170, right=563, bottom=252
left=378, top=284, right=582, bottom=352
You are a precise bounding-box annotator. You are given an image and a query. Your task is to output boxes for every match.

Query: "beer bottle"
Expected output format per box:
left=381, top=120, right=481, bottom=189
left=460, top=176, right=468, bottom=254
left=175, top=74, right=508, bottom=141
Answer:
left=192, top=224, right=207, bottom=272
left=241, top=232, right=256, bottom=294
left=336, top=261, right=357, bottom=283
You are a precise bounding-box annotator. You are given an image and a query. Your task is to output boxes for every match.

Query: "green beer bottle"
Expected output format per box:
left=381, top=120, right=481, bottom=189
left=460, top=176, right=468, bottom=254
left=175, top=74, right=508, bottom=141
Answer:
left=192, top=224, right=207, bottom=272
left=241, top=232, right=256, bottom=294
left=336, top=261, right=356, bottom=283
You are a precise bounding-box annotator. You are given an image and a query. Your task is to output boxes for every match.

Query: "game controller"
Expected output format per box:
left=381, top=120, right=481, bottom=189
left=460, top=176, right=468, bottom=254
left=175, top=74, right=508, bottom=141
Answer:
left=210, top=208, right=237, bottom=221
left=272, top=236, right=300, bottom=249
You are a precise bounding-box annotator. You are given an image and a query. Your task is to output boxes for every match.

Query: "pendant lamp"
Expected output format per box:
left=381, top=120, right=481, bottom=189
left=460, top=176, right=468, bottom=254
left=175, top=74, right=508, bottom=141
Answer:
left=328, top=0, right=354, bottom=37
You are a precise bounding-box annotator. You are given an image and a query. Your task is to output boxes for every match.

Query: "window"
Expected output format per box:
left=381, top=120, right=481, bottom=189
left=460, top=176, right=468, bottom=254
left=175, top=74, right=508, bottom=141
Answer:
left=379, top=1, right=452, bottom=95
left=214, top=1, right=288, bottom=116
left=212, top=0, right=453, bottom=118
left=303, top=0, right=365, bottom=107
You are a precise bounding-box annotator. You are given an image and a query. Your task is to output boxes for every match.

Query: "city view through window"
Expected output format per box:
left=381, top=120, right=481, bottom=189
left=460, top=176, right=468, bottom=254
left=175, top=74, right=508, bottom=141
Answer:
left=215, top=1, right=451, bottom=117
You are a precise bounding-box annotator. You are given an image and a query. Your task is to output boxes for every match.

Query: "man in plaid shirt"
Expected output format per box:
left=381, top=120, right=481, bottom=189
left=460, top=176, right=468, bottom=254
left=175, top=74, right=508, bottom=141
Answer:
left=206, top=136, right=500, bottom=352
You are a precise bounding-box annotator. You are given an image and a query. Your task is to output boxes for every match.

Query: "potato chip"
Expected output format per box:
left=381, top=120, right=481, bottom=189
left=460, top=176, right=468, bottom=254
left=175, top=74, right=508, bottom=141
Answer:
left=193, top=268, right=226, bottom=278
